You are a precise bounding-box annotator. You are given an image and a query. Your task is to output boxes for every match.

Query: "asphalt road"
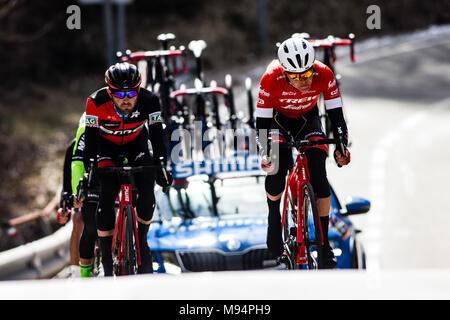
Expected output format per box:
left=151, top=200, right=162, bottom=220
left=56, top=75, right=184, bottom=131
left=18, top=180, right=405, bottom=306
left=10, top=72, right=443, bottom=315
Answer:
left=325, top=33, right=450, bottom=270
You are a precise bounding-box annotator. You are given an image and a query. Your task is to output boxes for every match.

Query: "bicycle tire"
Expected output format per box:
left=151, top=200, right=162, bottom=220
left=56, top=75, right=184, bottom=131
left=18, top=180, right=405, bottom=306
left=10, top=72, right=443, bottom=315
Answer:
left=281, top=188, right=297, bottom=270
left=123, top=205, right=138, bottom=275
left=112, top=213, right=122, bottom=276
left=301, top=182, right=323, bottom=269
left=92, top=239, right=101, bottom=277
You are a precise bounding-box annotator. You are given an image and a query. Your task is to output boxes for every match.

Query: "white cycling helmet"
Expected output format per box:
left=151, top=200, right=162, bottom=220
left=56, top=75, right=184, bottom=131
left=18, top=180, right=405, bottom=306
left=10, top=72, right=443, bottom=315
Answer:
left=277, top=37, right=315, bottom=73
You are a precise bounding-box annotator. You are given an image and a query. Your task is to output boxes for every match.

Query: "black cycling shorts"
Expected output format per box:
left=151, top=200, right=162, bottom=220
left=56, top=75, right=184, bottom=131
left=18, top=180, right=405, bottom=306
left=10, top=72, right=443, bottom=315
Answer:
left=96, top=130, right=156, bottom=231
left=265, top=107, right=331, bottom=199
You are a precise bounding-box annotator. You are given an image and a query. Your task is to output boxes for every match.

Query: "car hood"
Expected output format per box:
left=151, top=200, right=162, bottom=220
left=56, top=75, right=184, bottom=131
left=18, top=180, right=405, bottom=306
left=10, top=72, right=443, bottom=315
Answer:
left=148, top=214, right=268, bottom=253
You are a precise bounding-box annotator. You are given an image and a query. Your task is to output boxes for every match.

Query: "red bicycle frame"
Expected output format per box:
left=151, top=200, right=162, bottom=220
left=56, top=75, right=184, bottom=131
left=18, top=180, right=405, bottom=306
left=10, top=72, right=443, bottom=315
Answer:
left=281, top=151, right=324, bottom=265
left=112, top=183, right=141, bottom=275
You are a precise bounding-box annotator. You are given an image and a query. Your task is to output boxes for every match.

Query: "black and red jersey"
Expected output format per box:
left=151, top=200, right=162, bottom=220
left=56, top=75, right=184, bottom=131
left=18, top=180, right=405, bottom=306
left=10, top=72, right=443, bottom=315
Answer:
left=83, top=87, right=166, bottom=166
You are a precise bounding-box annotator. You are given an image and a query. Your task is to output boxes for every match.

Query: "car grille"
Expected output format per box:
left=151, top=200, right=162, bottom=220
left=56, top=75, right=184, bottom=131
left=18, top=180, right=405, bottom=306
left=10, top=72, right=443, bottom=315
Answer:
left=177, top=248, right=273, bottom=272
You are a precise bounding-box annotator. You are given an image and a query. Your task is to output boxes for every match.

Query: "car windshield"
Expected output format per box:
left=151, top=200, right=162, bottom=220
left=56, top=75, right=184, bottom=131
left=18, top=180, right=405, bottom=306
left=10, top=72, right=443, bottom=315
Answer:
left=214, top=176, right=266, bottom=216
left=154, top=175, right=266, bottom=220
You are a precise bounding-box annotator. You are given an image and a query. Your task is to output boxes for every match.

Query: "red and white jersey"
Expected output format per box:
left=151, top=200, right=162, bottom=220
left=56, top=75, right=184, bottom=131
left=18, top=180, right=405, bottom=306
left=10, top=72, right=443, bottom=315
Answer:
left=256, top=59, right=342, bottom=119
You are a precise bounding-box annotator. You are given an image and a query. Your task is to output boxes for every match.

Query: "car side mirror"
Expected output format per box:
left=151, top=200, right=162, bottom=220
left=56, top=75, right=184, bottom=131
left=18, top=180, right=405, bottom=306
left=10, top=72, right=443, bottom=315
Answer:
left=341, top=196, right=370, bottom=216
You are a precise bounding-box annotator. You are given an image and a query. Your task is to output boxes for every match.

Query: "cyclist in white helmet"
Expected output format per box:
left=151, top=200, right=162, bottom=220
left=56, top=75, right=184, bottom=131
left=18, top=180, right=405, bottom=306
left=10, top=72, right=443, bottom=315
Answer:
left=255, top=37, right=351, bottom=268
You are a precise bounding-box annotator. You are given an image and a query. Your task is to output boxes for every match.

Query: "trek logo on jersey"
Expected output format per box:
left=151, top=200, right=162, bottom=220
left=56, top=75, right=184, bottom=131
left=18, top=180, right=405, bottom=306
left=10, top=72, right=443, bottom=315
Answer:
left=279, top=95, right=319, bottom=104
left=328, top=80, right=337, bottom=89
left=258, top=87, right=270, bottom=97
left=149, top=112, right=162, bottom=125
left=85, top=115, right=98, bottom=128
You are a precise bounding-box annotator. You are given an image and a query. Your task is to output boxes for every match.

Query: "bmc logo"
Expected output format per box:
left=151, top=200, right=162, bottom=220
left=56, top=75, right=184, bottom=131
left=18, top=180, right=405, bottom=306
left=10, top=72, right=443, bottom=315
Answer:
left=124, top=186, right=130, bottom=203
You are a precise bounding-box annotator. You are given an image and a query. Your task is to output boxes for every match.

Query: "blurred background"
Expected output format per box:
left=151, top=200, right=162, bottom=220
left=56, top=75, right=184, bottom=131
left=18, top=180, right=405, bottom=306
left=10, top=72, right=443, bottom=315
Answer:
left=0, top=0, right=449, bottom=255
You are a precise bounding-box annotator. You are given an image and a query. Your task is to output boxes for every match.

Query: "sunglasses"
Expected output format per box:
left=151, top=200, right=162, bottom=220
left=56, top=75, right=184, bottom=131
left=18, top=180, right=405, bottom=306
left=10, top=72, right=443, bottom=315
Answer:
left=110, top=90, right=138, bottom=99
left=286, top=69, right=314, bottom=80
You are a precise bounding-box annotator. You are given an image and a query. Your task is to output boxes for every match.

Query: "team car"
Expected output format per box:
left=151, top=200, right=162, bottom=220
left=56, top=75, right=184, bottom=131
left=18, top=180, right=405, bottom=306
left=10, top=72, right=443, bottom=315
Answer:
left=147, top=156, right=369, bottom=273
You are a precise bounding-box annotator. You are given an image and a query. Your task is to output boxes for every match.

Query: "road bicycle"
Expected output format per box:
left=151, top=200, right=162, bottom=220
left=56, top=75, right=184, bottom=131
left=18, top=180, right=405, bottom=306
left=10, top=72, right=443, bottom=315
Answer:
left=307, top=33, right=355, bottom=143
left=170, top=81, right=229, bottom=160
left=279, top=137, right=345, bottom=270
left=222, top=74, right=256, bottom=153
left=117, top=45, right=187, bottom=128
left=83, top=158, right=169, bottom=276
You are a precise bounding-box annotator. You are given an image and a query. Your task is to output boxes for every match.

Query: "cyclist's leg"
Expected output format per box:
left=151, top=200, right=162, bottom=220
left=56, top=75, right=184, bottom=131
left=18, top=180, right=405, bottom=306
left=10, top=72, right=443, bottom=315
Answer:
left=264, top=118, right=293, bottom=257
left=301, top=109, right=337, bottom=268
left=305, top=148, right=336, bottom=268
left=301, top=108, right=332, bottom=242
left=134, top=177, right=155, bottom=274
left=79, top=194, right=98, bottom=277
left=69, top=210, right=83, bottom=266
left=127, top=134, right=156, bottom=274
left=97, top=161, right=120, bottom=276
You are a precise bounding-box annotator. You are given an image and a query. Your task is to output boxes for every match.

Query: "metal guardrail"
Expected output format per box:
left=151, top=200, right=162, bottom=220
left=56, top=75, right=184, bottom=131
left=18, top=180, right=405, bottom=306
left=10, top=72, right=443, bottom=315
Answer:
left=0, top=220, right=71, bottom=280
left=7, top=195, right=59, bottom=228
left=0, top=194, right=60, bottom=251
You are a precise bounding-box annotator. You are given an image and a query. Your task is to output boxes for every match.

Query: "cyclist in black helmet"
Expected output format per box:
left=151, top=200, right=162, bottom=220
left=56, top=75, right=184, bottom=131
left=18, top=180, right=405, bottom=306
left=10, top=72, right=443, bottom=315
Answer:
left=83, top=62, right=173, bottom=276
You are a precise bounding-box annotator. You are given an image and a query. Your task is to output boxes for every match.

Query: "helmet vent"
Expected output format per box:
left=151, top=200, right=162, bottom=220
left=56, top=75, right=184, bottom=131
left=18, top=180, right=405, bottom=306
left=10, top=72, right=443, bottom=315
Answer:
left=302, top=40, right=307, bottom=49
left=304, top=53, right=309, bottom=67
left=286, top=58, right=296, bottom=69
left=295, top=54, right=303, bottom=69
left=283, top=44, right=289, bottom=53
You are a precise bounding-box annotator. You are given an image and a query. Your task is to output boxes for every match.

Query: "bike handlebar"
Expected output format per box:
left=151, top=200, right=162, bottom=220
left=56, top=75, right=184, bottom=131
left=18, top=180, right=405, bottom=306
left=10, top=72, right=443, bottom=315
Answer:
left=279, top=135, right=348, bottom=161
left=79, top=157, right=171, bottom=198
left=280, top=138, right=338, bottom=149
left=93, top=165, right=163, bottom=176
left=306, top=34, right=355, bottom=63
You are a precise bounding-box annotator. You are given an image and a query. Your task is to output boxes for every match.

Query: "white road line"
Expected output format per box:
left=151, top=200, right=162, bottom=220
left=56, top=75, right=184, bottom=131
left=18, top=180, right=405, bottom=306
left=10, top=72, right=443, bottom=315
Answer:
left=367, top=97, right=450, bottom=271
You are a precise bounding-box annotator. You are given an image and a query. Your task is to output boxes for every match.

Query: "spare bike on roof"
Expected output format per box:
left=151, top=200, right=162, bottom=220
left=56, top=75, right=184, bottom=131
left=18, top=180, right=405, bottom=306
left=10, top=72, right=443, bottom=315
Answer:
left=116, top=37, right=188, bottom=129
left=170, top=79, right=229, bottom=161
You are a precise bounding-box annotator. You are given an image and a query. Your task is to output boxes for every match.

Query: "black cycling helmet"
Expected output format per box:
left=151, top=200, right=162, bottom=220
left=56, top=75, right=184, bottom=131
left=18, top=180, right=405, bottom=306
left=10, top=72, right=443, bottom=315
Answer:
left=105, top=62, right=141, bottom=91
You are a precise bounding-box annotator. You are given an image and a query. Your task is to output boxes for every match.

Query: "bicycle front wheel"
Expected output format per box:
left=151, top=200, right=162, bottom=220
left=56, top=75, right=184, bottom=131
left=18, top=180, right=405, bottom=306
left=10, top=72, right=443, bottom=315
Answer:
left=301, top=183, right=323, bottom=269
left=282, top=187, right=297, bottom=270
left=122, top=205, right=138, bottom=275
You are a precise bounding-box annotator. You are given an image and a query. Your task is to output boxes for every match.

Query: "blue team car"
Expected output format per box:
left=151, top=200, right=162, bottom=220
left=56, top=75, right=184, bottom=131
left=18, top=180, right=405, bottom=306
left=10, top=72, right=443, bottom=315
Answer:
left=148, top=155, right=370, bottom=273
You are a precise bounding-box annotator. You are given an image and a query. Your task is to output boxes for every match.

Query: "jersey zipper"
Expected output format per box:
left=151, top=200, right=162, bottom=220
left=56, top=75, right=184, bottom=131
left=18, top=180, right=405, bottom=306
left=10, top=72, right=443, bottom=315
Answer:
left=121, top=113, right=126, bottom=145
